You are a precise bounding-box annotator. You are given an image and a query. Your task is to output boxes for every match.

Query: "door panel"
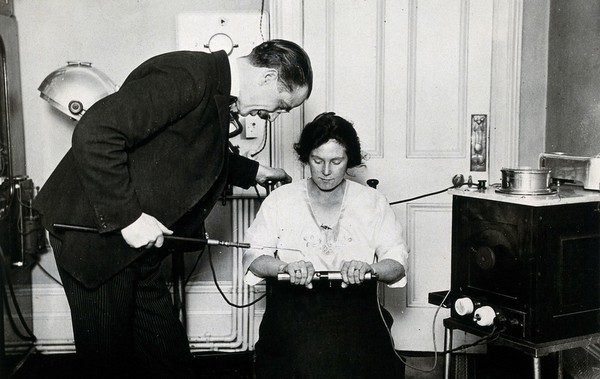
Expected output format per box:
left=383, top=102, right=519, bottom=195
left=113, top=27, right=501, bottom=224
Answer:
left=302, top=0, right=495, bottom=351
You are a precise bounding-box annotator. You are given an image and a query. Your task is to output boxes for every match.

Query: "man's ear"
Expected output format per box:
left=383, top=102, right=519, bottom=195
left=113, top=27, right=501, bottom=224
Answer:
left=259, top=68, right=279, bottom=85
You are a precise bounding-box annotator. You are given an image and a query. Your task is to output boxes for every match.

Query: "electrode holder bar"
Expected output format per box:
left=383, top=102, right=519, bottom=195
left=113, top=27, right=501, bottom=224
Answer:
left=277, top=271, right=378, bottom=281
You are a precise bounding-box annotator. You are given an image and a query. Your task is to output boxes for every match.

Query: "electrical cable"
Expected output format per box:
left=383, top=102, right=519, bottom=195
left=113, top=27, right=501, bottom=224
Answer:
left=208, top=246, right=265, bottom=308
left=389, top=186, right=455, bottom=205
left=384, top=289, right=450, bottom=372
left=0, top=100, right=16, bottom=222
left=444, top=326, right=501, bottom=354
left=383, top=288, right=502, bottom=372
left=8, top=344, right=35, bottom=376
left=1, top=288, right=32, bottom=343
left=0, top=178, right=15, bottom=222
left=259, top=0, right=266, bottom=42
left=253, top=185, right=261, bottom=198
left=250, top=119, right=269, bottom=158
left=0, top=247, right=36, bottom=342
left=389, top=179, right=485, bottom=205
left=183, top=247, right=206, bottom=286
left=0, top=147, right=5, bottom=177
left=7, top=344, right=36, bottom=377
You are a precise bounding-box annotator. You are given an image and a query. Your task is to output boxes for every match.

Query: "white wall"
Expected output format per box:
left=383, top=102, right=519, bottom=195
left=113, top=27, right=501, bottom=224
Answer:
left=519, top=1, right=550, bottom=168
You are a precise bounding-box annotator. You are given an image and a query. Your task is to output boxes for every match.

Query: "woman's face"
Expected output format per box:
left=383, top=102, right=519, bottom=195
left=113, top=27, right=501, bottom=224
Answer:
left=309, top=139, right=348, bottom=192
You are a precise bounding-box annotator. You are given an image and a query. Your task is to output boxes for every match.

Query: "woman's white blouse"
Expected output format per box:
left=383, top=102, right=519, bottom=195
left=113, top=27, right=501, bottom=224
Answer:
left=242, top=179, right=409, bottom=287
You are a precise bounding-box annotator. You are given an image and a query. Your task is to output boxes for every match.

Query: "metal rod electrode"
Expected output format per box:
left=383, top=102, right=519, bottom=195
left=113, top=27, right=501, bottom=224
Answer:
left=277, top=271, right=378, bottom=281
left=52, top=223, right=299, bottom=252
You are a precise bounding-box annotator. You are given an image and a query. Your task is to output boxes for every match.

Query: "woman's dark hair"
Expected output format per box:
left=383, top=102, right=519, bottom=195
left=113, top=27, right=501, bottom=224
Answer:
left=248, top=39, right=313, bottom=98
left=294, top=112, right=363, bottom=168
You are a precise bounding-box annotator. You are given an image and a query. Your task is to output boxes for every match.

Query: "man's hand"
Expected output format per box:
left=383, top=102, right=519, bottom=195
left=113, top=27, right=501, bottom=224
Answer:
left=255, top=164, right=292, bottom=186
left=121, top=213, right=173, bottom=249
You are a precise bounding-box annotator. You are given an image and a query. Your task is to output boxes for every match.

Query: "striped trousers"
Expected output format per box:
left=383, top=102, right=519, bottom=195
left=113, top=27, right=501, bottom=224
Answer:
left=50, top=235, right=195, bottom=379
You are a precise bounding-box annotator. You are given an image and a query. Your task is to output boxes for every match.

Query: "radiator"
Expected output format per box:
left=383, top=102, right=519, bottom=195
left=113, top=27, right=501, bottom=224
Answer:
left=188, top=198, right=265, bottom=352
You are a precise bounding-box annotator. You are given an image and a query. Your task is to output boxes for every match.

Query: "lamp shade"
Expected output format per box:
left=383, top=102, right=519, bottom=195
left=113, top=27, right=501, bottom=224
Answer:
left=38, top=61, right=118, bottom=121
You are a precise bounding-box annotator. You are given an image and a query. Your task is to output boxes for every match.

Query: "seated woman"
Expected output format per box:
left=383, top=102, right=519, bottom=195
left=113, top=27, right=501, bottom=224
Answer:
left=243, top=112, right=409, bottom=379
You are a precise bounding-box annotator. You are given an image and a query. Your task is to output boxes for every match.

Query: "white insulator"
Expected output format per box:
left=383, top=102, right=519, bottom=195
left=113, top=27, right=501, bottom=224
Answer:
left=473, top=306, right=496, bottom=326
left=454, top=297, right=475, bottom=316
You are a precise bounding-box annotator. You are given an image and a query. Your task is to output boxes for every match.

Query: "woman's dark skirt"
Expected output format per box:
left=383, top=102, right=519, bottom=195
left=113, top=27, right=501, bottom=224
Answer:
left=254, top=278, right=405, bottom=379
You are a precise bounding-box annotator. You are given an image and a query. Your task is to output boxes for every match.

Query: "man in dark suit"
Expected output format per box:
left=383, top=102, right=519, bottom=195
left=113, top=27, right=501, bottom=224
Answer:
left=33, top=39, right=312, bottom=378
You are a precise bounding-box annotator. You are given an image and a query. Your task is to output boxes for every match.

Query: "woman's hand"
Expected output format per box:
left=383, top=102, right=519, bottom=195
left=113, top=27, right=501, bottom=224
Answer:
left=281, top=260, right=315, bottom=289
left=340, top=260, right=373, bottom=288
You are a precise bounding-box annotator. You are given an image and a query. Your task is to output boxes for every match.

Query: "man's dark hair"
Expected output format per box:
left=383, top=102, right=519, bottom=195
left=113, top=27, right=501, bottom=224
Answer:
left=248, top=39, right=313, bottom=98
left=294, top=112, right=363, bottom=168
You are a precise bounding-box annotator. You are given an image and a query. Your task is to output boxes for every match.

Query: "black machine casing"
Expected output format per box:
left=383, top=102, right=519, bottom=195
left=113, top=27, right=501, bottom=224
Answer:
left=450, top=187, right=600, bottom=343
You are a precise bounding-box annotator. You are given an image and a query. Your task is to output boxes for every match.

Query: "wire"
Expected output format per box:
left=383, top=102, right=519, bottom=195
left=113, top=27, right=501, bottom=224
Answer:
left=444, top=327, right=501, bottom=354
left=208, top=246, right=266, bottom=308
left=384, top=288, right=501, bottom=373
left=253, top=185, right=261, bottom=198
left=389, top=186, right=454, bottom=205
left=250, top=119, right=269, bottom=158
left=183, top=247, right=206, bottom=286
left=0, top=247, right=37, bottom=342
left=389, top=182, right=481, bottom=205
left=7, top=344, right=36, bottom=377
left=0, top=178, right=15, bottom=222
left=0, top=99, right=16, bottom=222
left=386, top=289, right=450, bottom=372
left=259, top=0, right=266, bottom=41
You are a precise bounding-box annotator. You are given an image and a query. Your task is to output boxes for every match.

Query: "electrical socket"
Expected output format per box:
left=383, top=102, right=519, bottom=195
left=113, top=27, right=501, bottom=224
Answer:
left=244, top=116, right=261, bottom=139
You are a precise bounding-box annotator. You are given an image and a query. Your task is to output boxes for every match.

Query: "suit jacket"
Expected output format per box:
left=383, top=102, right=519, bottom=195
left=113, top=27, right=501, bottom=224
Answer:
left=34, top=50, right=258, bottom=288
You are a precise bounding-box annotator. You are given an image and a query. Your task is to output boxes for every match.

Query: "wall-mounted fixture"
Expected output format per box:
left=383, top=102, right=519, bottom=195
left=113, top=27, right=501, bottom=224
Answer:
left=176, top=11, right=267, bottom=58
left=38, top=61, right=118, bottom=121
left=204, top=32, right=239, bottom=56
left=470, top=114, right=488, bottom=172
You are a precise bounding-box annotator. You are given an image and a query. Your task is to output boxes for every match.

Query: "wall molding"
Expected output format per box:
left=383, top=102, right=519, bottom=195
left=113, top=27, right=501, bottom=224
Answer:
left=30, top=280, right=267, bottom=353
left=489, top=0, right=523, bottom=177
left=373, top=0, right=386, bottom=158
left=270, top=0, right=307, bottom=179
left=406, top=0, right=468, bottom=159
left=406, top=203, right=452, bottom=308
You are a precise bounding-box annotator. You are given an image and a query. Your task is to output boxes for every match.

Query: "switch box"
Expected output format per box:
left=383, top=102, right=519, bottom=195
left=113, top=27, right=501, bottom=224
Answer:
left=244, top=116, right=262, bottom=139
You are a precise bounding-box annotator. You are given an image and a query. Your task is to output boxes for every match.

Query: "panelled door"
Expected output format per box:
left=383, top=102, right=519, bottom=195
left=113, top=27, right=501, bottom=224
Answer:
left=295, top=0, right=514, bottom=351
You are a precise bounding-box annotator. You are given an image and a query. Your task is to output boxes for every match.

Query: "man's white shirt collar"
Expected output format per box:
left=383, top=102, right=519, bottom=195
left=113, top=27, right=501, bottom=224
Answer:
left=228, top=56, right=240, bottom=98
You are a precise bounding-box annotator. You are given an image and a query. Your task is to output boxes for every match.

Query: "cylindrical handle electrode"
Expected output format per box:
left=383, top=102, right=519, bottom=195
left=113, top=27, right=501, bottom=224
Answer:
left=473, top=305, right=496, bottom=326
left=277, top=271, right=377, bottom=281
